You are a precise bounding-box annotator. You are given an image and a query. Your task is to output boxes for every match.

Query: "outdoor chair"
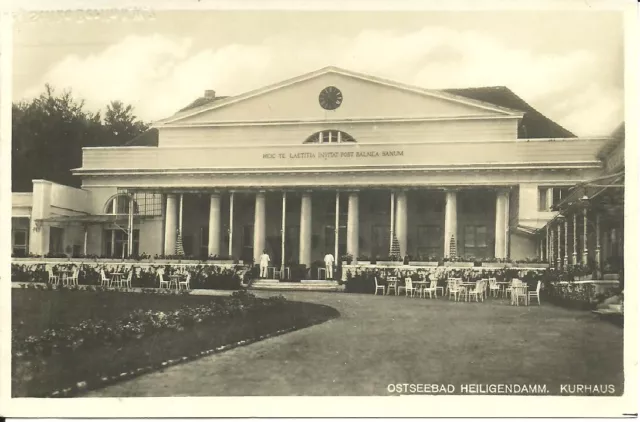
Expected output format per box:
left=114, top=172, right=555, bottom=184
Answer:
left=448, top=278, right=465, bottom=301
left=374, top=277, right=386, bottom=295
left=488, top=278, right=500, bottom=297
left=528, top=280, right=542, bottom=305
left=403, top=278, right=419, bottom=297
left=386, top=276, right=398, bottom=295
left=422, top=279, right=438, bottom=299
left=158, top=270, right=169, bottom=289
left=100, top=269, right=110, bottom=287
left=179, top=273, right=191, bottom=290
left=65, top=269, right=79, bottom=286
left=511, top=280, right=527, bottom=306
left=467, top=280, right=485, bottom=302
left=434, top=280, right=444, bottom=297
left=505, top=278, right=520, bottom=300
left=47, top=269, right=60, bottom=285
left=123, top=270, right=133, bottom=289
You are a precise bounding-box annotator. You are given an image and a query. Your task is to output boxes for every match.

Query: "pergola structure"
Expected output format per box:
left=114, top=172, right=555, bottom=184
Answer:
left=536, top=123, right=624, bottom=277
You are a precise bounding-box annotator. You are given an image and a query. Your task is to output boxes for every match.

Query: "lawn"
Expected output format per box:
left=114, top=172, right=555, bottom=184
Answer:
left=11, top=288, right=339, bottom=397
left=89, top=291, right=626, bottom=397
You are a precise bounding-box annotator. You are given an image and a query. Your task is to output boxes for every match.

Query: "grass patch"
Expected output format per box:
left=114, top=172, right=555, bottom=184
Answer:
left=12, top=289, right=339, bottom=397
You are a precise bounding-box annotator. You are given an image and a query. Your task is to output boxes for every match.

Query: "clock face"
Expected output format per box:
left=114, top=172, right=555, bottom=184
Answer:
left=319, top=86, right=343, bottom=110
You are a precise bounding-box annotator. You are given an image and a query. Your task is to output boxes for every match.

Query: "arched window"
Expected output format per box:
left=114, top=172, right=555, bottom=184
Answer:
left=304, top=130, right=356, bottom=144
left=104, top=194, right=139, bottom=215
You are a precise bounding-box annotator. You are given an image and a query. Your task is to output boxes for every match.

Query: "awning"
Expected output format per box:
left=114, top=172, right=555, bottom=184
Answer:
left=555, top=171, right=624, bottom=210
left=514, top=225, right=542, bottom=236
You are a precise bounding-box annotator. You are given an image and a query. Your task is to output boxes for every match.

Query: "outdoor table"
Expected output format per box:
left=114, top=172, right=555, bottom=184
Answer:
left=459, top=282, right=476, bottom=301
left=413, top=280, right=429, bottom=297
left=168, top=274, right=184, bottom=289
left=110, top=272, right=124, bottom=288
left=58, top=269, right=73, bottom=285
left=497, top=281, right=510, bottom=297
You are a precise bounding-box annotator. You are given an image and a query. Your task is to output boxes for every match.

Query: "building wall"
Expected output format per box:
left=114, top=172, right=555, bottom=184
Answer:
left=510, top=232, right=537, bottom=260
left=158, top=118, right=518, bottom=147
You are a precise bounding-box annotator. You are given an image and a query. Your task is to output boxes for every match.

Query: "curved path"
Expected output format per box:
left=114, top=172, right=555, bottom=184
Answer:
left=86, top=291, right=623, bottom=396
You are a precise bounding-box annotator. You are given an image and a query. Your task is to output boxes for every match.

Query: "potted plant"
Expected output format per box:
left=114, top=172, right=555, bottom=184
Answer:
left=341, top=253, right=353, bottom=266
left=409, top=254, right=439, bottom=267
left=443, top=256, right=474, bottom=268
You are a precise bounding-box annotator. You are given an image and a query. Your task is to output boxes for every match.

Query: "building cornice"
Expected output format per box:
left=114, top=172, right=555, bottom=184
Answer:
left=156, top=114, right=523, bottom=129
left=74, top=161, right=602, bottom=177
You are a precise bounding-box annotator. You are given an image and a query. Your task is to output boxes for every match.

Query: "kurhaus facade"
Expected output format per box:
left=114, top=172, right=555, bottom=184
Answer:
left=12, top=67, right=615, bottom=267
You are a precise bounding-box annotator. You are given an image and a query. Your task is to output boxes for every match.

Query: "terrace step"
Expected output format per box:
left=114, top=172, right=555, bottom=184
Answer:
left=250, top=279, right=343, bottom=292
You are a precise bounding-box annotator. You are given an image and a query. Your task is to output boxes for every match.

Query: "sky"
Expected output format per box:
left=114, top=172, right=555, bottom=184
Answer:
left=12, top=9, right=625, bottom=137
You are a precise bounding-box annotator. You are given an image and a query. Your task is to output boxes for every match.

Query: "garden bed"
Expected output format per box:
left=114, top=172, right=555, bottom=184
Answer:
left=11, top=289, right=339, bottom=397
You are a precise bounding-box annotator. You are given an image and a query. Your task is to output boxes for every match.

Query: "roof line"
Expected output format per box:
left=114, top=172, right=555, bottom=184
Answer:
left=157, top=66, right=524, bottom=124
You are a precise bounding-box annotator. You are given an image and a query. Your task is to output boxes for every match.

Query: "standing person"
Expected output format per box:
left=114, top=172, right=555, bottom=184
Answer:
left=259, top=249, right=270, bottom=278
left=324, top=251, right=335, bottom=280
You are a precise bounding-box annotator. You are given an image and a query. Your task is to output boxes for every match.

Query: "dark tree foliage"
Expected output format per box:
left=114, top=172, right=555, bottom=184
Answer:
left=12, top=85, right=149, bottom=191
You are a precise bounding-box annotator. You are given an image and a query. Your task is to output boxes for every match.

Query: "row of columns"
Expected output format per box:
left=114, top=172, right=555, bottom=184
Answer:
left=163, top=188, right=512, bottom=264
left=541, top=207, right=602, bottom=270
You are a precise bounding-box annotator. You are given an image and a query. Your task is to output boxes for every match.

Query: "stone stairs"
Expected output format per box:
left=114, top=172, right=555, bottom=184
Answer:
left=249, top=279, right=344, bottom=292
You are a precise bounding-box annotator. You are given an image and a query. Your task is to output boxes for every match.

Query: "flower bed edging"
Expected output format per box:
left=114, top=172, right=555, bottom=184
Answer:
left=46, top=325, right=301, bottom=398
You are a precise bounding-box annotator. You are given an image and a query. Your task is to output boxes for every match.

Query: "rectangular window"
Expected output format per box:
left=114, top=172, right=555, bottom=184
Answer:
left=49, top=227, right=64, bottom=254
left=552, top=187, right=571, bottom=206
left=371, top=225, right=390, bottom=257
left=538, top=187, right=549, bottom=211
left=416, top=225, right=442, bottom=258
left=200, top=227, right=209, bottom=258
left=539, top=186, right=571, bottom=211
left=103, top=229, right=139, bottom=258
left=464, top=225, right=488, bottom=249
left=13, top=229, right=28, bottom=256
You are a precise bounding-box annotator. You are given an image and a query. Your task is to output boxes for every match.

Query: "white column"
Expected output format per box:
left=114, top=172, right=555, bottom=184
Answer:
left=127, top=194, right=134, bottom=257
left=546, top=225, right=550, bottom=263
left=29, top=180, right=53, bottom=255
left=444, top=190, right=458, bottom=258
left=539, top=236, right=543, bottom=261
left=253, top=191, right=266, bottom=264
left=582, top=208, right=588, bottom=265
left=178, top=193, right=184, bottom=236
left=572, top=213, right=578, bottom=265
left=549, top=225, right=554, bottom=266
left=563, top=218, right=568, bottom=267
left=395, top=190, right=408, bottom=257
left=494, top=190, right=509, bottom=259
left=83, top=225, right=88, bottom=256
left=556, top=223, right=562, bottom=269
left=389, top=191, right=395, bottom=252
left=334, top=191, right=340, bottom=260
left=163, top=193, right=177, bottom=255
left=228, top=191, right=234, bottom=257
left=208, top=193, right=221, bottom=257
left=281, top=192, right=287, bottom=274
left=346, top=191, right=359, bottom=261
left=299, top=191, right=312, bottom=267
left=595, top=213, right=601, bottom=275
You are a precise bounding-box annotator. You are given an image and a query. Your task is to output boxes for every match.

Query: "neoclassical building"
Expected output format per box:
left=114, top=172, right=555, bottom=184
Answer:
left=12, top=66, right=617, bottom=268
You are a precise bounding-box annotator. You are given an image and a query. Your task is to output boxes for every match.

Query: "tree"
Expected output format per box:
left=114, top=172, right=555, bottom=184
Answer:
left=103, top=100, right=149, bottom=146
left=12, top=85, right=149, bottom=191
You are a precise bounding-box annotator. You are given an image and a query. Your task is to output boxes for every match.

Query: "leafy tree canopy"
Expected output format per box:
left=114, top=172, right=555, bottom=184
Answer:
left=12, top=85, right=149, bottom=191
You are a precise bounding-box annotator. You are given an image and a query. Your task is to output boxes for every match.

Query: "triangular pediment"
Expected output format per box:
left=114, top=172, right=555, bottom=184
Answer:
left=159, top=66, right=523, bottom=126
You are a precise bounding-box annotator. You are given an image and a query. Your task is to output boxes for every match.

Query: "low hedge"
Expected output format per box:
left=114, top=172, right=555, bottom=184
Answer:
left=11, top=262, right=248, bottom=290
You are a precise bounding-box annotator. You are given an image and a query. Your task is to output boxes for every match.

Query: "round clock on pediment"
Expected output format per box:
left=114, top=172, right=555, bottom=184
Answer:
left=319, top=86, right=343, bottom=110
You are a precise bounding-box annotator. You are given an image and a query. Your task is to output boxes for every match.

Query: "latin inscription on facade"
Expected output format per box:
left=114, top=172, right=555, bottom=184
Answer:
left=262, top=150, right=404, bottom=160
